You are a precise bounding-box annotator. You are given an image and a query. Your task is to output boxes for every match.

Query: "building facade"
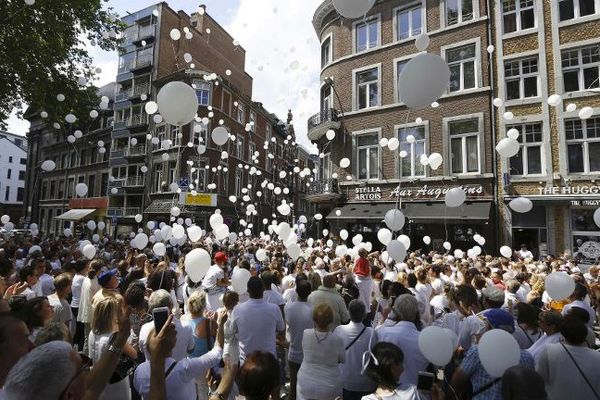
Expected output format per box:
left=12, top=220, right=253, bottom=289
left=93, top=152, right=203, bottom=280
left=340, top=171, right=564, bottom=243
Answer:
left=23, top=83, right=114, bottom=236
left=110, top=3, right=300, bottom=235
left=0, top=131, right=27, bottom=223
left=493, top=0, right=600, bottom=261
left=308, top=0, right=497, bottom=251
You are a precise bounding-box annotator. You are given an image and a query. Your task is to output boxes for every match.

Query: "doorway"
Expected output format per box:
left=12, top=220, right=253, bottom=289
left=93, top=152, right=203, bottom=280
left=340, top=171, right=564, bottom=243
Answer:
left=512, top=228, right=542, bottom=259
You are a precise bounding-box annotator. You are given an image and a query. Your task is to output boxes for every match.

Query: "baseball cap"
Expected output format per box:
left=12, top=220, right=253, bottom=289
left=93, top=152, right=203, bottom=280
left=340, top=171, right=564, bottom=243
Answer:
left=214, top=251, right=228, bottom=264
left=482, top=308, right=515, bottom=333
left=482, top=286, right=505, bottom=303
left=98, top=268, right=118, bottom=287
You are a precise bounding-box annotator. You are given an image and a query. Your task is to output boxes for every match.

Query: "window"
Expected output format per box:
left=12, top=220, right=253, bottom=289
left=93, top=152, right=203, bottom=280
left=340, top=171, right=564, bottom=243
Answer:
left=249, top=111, right=256, bottom=132
left=193, top=121, right=208, bottom=147
left=355, top=67, right=379, bottom=110
left=446, top=0, right=474, bottom=26
left=561, top=45, right=600, bottom=92
left=396, top=5, right=422, bottom=40
left=70, top=152, right=77, bottom=168
left=18, top=170, right=25, bottom=181
left=236, top=136, right=244, bottom=159
left=20, top=158, right=26, bottom=165
left=4, top=186, right=9, bottom=201
left=508, top=123, right=543, bottom=176
left=399, top=125, right=426, bottom=177
left=100, top=174, right=108, bottom=197
left=192, top=81, right=211, bottom=106
left=321, top=85, right=333, bottom=112
left=449, top=118, right=480, bottom=174
left=249, top=142, right=256, bottom=163
left=559, top=0, right=597, bottom=21
left=447, top=44, right=477, bottom=92
left=17, top=187, right=23, bottom=202
left=503, top=0, right=535, bottom=33
left=58, top=180, right=65, bottom=199
left=320, top=153, right=331, bottom=180
left=396, top=60, right=409, bottom=101
left=222, top=91, right=231, bottom=115
left=505, top=57, right=539, bottom=99
left=153, top=164, right=163, bottom=192
left=355, top=18, right=378, bottom=52
left=355, top=133, right=379, bottom=180
left=237, top=103, right=245, bottom=124
left=167, top=161, right=177, bottom=190
left=61, top=154, right=68, bottom=169
left=565, top=117, right=600, bottom=173
left=321, top=36, right=332, bottom=68
left=50, top=181, right=56, bottom=198
left=88, top=175, right=96, bottom=197
left=235, top=169, right=243, bottom=197
left=67, top=178, right=74, bottom=198
left=14, top=138, right=22, bottom=147
left=219, top=162, right=229, bottom=193
left=41, top=181, right=48, bottom=200
left=6, top=170, right=11, bottom=179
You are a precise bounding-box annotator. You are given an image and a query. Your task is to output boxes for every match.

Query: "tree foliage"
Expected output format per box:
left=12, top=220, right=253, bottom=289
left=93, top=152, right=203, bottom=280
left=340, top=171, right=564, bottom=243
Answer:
left=0, top=0, right=124, bottom=126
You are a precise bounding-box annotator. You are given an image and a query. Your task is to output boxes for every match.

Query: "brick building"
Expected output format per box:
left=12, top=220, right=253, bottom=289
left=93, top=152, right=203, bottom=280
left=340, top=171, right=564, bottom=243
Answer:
left=307, top=0, right=497, bottom=251
left=109, top=3, right=300, bottom=235
left=493, top=0, right=600, bottom=260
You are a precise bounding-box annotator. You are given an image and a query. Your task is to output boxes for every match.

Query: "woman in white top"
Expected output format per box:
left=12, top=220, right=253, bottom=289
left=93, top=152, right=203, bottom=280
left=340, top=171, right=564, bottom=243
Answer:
left=297, top=303, right=345, bottom=400
left=88, top=296, right=137, bottom=400
left=70, top=260, right=89, bottom=350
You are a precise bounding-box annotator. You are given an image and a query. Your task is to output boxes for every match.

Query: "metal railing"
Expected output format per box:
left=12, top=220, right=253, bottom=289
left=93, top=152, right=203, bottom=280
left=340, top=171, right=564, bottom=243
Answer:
left=306, top=178, right=340, bottom=196
left=124, top=175, right=144, bottom=187
left=110, top=149, right=125, bottom=159
left=133, top=82, right=149, bottom=96
left=134, top=55, right=153, bottom=69
left=107, top=207, right=140, bottom=217
left=125, top=144, right=146, bottom=156
left=127, top=114, right=148, bottom=127
left=307, top=109, right=339, bottom=132
left=137, top=25, right=155, bottom=40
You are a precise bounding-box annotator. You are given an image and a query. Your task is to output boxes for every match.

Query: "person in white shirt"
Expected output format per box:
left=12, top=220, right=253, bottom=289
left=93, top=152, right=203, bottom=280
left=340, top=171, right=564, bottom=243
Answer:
left=429, top=264, right=445, bottom=296
left=139, top=289, right=194, bottom=362
left=229, top=276, right=285, bottom=363
left=261, top=270, right=285, bottom=308
left=502, top=280, right=521, bottom=315
left=70, top=260, right=88, bottom=350
left=284, top=280, right=313, bottom=400
left=333, top=300, right=378, bottom=400
left=527, top=310, right=564, bottom=363
left=48, top=273, right=72, bottom=328
left=201, top=252, right=229, bottom=312
left=561, top=283, right=596, bottom=328
left=518, top=244, right=533, bottom=260
left=378, top=295, right=429, bottom=386
left=17, top=265, right=40, bottom=301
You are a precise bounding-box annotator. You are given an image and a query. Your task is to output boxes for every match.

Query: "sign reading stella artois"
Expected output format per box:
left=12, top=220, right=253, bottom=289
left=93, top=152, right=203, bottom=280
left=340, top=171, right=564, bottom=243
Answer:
left=352, top=184, right=488, bottom=201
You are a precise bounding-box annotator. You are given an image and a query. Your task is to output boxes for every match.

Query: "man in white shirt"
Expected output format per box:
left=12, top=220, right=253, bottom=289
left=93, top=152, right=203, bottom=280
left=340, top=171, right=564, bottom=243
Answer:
left=333, top=299, right=378, bottom=400
left=261, top=270, right=285, bottom=308
left=202, top=252, right=229, bottom=312
left=561, top=283, right=596, bottom=328
left=48, top=273, right=72, bottom=328
left=284, top=280, right=313, bottom=400
left=229, top=277, right=285, bottom=363
left=527, top=310, right=563, bottom=363
left=518, top=244, right=533, bottom=260
left=139, top=289, right=194, bottom=361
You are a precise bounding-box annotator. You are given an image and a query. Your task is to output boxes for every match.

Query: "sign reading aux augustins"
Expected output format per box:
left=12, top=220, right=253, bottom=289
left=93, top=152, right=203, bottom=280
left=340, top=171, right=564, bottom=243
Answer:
left=352, top=184, right=489, bottom=201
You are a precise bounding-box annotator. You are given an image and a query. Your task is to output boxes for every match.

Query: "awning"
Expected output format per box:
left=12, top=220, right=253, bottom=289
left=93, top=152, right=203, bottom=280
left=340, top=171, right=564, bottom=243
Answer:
left=144, top=200, right=216, bottom=216
left=327, top=202, right=491, bottom=222
left=55, top=209, right=96, bottom=221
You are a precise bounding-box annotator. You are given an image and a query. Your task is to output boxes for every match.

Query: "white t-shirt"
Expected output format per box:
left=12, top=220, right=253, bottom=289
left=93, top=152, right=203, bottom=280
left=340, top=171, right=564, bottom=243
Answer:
left=334, top=322, right=378, bottom=392
left=518, top=249, right=533, bottom=259
left=562, top=300, right=596, bottom=328
left=139, top=317, right=194, bottom=361
left=48, top=293, right=72, bottom=325
left=263, top=289, right=285, bottom=306
left=284, top=301, right=313, bottom=364
left=361, top=385, right=424, bottom=400
left=202, top=265, right=224, bottom=289
left=70, top=274, right=86, bottom=308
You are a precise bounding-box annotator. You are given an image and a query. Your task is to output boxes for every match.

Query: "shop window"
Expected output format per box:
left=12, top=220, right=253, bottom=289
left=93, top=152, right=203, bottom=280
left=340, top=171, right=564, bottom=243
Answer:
left=447, top=44, right=477, bottom=92
left=561, top=45, right=600, bottom=93
left=505, top=57, right=539, bottom=100
left=354, top=17, right=379, bottom=53
left=396, top=3, right=422, bottom=40
left=398, top=125, right=426, bottom=178
left=503, top=0, right=535, bottom=33
left=571, top=208, right=600, bottom=261
left=354, top=67, right=380, bottom=110
left=355, top=132, right=379, bottom=180
left=509, top=123, right=543, bottom=176
left=445, top=0, right=474, bottom=26
left=565, top=117, right=600, bottom=173
left=559, top=0, right=597, bottom=21
left=449, top=118, right=480, bottom=174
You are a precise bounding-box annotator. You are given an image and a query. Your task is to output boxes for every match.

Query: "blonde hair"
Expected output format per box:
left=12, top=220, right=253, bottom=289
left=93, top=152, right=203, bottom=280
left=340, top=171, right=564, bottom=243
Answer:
left=312, top=303, right=334, bottom=330
left=187, top=290, right=207, bottom=316
left=92, top=297, right=122, bottom=334
left=396, top=271, right=408, bottom=286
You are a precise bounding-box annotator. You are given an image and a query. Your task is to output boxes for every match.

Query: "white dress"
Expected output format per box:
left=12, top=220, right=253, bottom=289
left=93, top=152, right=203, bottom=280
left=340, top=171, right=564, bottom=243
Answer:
left=88, top=332, right=132, bottom=400
left=297, top=329, right=345, bottom=400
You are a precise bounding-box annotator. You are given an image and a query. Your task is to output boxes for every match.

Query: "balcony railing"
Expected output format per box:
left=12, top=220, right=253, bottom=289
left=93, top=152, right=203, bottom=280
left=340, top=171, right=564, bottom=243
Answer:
left=124, top=175, right=144, bottom=187
left=125, top=144, right=146, bottom=157
left=133, top=55, right=153, bottom=69
left=137, top=25, right=155, bottom=40
left=127, top=114, right=148, bottom=127
left=305, top=178, right=342, bottom=203
left=133, top=82, right=149, bottom=96
left=115, top=89, right=132, bottom=102
left=107, top=207, right=140, bottom=217
left=110, top=149, right=125, bottom=159
left=307, top=109, right=341, bottom=141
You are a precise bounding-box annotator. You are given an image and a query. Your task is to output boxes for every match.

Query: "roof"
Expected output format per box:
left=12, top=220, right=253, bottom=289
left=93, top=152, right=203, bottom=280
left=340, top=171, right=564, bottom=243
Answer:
left=0, top=136, right=27, bottom=155
left=0, top=131, right=27, bottom=151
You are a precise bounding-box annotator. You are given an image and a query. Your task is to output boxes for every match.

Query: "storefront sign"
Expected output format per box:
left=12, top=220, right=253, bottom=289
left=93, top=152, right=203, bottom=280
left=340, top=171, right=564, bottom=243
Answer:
left=179, top=192, right=217, bottom=207
left=390, top=184, right=484, bottom=199
left=578, top=241, right=600, bottom=259
left=355, top=186, right=382, bottom=200
left=539, top=186, right=600, bottom=195
left=570, top=200, right=600, bottom=206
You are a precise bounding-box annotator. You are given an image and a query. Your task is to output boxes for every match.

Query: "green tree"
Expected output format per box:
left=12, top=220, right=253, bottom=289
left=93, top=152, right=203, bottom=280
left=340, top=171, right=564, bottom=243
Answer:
left=0, top=0, right=123, bottom=126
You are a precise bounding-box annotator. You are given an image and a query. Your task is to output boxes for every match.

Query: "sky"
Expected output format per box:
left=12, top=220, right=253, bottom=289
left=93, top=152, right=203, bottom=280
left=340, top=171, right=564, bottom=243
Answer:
left=5, top=0, right=323, bottom=151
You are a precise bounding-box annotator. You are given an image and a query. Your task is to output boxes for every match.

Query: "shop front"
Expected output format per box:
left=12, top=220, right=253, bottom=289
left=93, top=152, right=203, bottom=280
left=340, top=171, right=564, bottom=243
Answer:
left=327, top=182, right=496, bottom=253
left=55, top=197, right=109, bottom=237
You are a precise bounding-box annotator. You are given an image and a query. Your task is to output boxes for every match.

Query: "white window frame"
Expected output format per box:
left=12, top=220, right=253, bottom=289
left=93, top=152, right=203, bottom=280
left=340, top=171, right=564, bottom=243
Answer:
left=396, top=122, right=429, bottom=178
left=444, top=114, right=483, bottom=175
left=441, top=39, right=482, bottom=93
left=237, top=103, right=245, bottom=124
left=443, top=0, right=476, bottom=27
left=507, top=122, right=545, bottom=176
left=321, top=33, right=333, bottom=68
left=153, top=163, right=163, bottom=193
left=192, top=80, right=211, bottom=106
left=352, top=63, right=381, bottom=111
left=558, top=0, right=600, bottom=22
left=502, top=0, right=537, bottom=34
left=249, top=111, right=256, bottom=132
left=393, top=2, right=426, bottom=42
left=353, top=15, right=380, bottom=54
left=565, top=116, right=600, bottom=174
left=504, top=56, right=540, bottom=100
left=234, top=169, right=243, bottom=197
left=248, top=142, right=256, bottom=163
left=320, top=152, right=331, bottom=180
left=236, top=135, right=244, bottom=159
left=353, top=129, right=381, bottom=181
left=321, top=81, right=333, bottom=111
left=561, top=45, right=600, bottom=93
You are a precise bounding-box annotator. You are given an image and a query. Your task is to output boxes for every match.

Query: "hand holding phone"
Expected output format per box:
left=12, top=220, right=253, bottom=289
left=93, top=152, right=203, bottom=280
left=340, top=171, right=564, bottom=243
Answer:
left=417, top=371, right=435, bottom=392
left=152, top=306, right=170, bottom=334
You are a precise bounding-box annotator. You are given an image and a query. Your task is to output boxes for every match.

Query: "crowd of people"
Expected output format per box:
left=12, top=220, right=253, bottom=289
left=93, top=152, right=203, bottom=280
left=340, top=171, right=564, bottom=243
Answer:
left=0, top=228, right=599, bottom=400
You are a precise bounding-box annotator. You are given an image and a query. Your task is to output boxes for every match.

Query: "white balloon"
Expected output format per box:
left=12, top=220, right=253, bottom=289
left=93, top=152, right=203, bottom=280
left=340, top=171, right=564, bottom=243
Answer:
left=161, top=225, right=173, bottom=241
left=479, top=329, right=521, bottom=378
left=211, top=127, right=230, bottom=146
left=135, top=233, right=149, bottom=249
left=231, top=268, right=251, bottom=294
left=276, top=222, right=292, bottom=241
left=256, top=248, right=268, bottom=262
left=545, top=272, right=576, bottom=300
left=414, top=33, right=430, bottom=51
left=86, top=220, right=96, bottom=231
left=419, top=326, right=454, bottom=366
left=352, top=234, right=363, bottom=246
left=326, top=129, right=335, bottom=140
left=380, top=137, right=389, bottom=147
left=398, top=234, right=411, bottom=250
left=398, top=53, right=450, bottom=110
left=503, top=111, right=514, bottom=120
left=386, top=137, right=399, bottom=151
left=377, top=228, right=392, bottom=245
left=67, top=135, right=76, bottom=144
left=171, top=206, right=181, bottom=217
left=547, top=94, right=562, bottom=107
left=500, top=245, right=512, bottom=258
left=187, top=225, right=203, bottom=242
left=3, top=222, right=14, bottom=232
left=487, top=45, right=495, bottom=54
left=172, top=224, right=185, bottom=240
left=496, top=138, right=520, bottom=158
left=332, top=0, right=376, bottom=18
left=507, top=128, right=520, bottom=140
left=157, top=81, right=198, bottom=125
left=314, top=213, right=323, bottom=221
left=214, top=224, right=229, bottom=241
left=185, top=248, right=211, bottom=283
left=0, top=215, right=9, bottom=224
left=445, top=187, right=466, bottom=208
left=508, top=197, right=533, bottom=213
left=335, top=245, right=348, bottom=258
left=384, top=209, right=405, bottom=231
left=454, top=249, right=464, bottom=259
left=387, top=240, right=406, bottom=262
left=340, top=229, right=349, bottom=241
left=169, top=28, right=181, bottom=40
left=566, top=103, right=577, bottom=113
left=63, top=228, right=72, bottom=237
left=41, top=160, right=56, bottom=171
left=423, top=236, right=431, bottom=245
left=134, top=214, right=143, bottom=223
left=594, top=208, right=600, bottom=228
left=428, top=153, right=443, bottom=170
left=209, top=213, right=224, bottom=229
left=75, top=183, right=88, bottom=197
left=287, top=243, right=302, bottom=261
left=443, top=241, right=452, bottom=251
left=153, top=242, right=166, bottom=256
left=493, top=98, right=503, bottom=108
left=145, top=101, right=158, bottom=115
left=82, top=244, right=96, bottom=259
left=340, top=158, right=350, bottom=168
left=472, top=245, right=482, bottom=256
left=65, top=113, right=77, bottom=124
left=579, top=106, right=594, bottom=120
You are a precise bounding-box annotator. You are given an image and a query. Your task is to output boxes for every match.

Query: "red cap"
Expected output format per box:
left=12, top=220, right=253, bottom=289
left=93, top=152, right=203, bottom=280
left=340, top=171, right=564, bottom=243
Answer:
left=215, top=252, right=228, bottom=264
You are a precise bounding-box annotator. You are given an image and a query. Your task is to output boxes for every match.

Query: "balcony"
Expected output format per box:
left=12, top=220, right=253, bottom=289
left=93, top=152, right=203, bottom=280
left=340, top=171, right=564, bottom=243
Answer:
left=305, top=178, right=342, bottom=203
left=133, top=25, right=156, bottom=43
left=131, top=55, right=153, bottom=71
left=307, top=109, right=341, bottom=141
left=124, top=144, right=146, bottom=158
left=110, top=148, right=126, bottom=159
left=127, top=114, right=148, bottom=128
left=107, top=207, right=140, bottom=217
left=124, top=175, right=145, bottom=187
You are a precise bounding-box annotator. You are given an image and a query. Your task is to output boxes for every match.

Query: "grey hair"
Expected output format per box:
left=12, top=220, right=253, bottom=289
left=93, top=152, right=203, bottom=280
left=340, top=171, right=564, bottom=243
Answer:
left=506, top=280, right=520, bottom=294
left=34, top=322, right=70, bottom=346
left=393, top=294, right=420, bottom=323
left=4, top=341, right=75, bottom=400
left=148, top=289, right=172, bottom=313
left=348, top=299, right=367, bottom=323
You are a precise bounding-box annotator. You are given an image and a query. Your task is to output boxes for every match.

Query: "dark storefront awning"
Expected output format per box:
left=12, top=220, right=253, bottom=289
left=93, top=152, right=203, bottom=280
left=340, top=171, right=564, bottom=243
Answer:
left=144, top=200, right=180, bottom=214
left=327, top=202, right=491, bottom=222
left=55, top=209, right=97, bottom=221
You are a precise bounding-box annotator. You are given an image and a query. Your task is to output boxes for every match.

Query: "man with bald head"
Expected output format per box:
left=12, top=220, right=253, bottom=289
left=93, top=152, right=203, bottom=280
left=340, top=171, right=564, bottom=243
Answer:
left=308, top=274, right=350, bottom=329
